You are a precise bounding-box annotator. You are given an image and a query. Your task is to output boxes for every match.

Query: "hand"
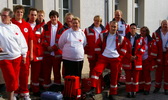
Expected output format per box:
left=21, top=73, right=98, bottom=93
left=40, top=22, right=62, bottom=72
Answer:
left=30, top=54, right=34, bottom=61
left=47, top=46, right=53, bottom=52
left=22, top=57, right=26, bottom=64
left=0, top=48, right=3, bottom=52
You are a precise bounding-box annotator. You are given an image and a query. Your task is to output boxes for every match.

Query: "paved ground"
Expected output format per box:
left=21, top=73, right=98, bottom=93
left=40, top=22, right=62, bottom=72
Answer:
left=0, top=55, right=168, bottom=100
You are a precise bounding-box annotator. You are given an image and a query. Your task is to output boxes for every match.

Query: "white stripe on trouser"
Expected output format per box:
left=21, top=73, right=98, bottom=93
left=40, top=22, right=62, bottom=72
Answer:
left=32, top=82, right=39, bottom=86
left=95, top=48, right=101, bottom=51
left=122, top=64, right=130, bottom=67
left=133, top=82, right=139, bottom=85
left=164, top=82, right=168, bottom=85
left=155, top=82, right=161, bottom=85
left=121, top=49, right=126, bottom=53
left=145, top=82, right=151, bottom=85
left=136, top=65, right=142, bottom=68
left=110, top=85, right=117, bottom=88
left=91, top=75, right=99, bottom=80
left=151, top=53, right=157, bottom=56
left=43, top=83, right=52, bottom=88
left=77, top=95, right=81, bottom=98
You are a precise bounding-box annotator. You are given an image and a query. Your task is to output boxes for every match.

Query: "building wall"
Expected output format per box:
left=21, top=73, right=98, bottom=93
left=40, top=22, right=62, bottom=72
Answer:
left=144, top=0, right=168, bottom=33
left=79, top=0, right=105, bottom=30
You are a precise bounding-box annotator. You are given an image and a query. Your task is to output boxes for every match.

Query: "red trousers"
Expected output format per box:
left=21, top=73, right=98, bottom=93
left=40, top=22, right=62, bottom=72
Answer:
left=91, top=55, right=120, bottom=95
left=155, top=54, right=168, bottom=89
left=30, top=61, right=42, bottom=92
left=139, top=60, right=151, bottom=91
left=88, top=60, right=97, bottom=76
left=15, top=55, right=30, bottom=94
left=0, top=57, right=21, bottom=92
left=125, top=69, right=140, bottom=92
left=43, top=55, right=62, bottom=88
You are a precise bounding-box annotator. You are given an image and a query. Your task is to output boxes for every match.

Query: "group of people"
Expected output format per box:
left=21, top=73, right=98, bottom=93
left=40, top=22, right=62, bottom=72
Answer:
left=0, top=5, right=167, bottom=100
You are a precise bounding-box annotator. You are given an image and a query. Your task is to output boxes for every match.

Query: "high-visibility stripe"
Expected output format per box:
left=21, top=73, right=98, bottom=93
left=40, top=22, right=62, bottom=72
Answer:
left=110, top=85, right=117, bottom=88
left=32, top=82, right=39, bottom=86
left=145, top=82, right=151, bottom=85
left=121, top=49, right=126, bottom=53
left=164, top=82, right=168, bottom=85
left=122, top=64, right=130, bottom=67
left=87, top=55, right=93, bottom=58
left=95, top=48, right=101, bottom=51
left=77, top=95, right=81, bottom=98
left=43, top=83, right=52, bottom=87
left=136, top=65, right=142, bottom=68
left=91, top=75, right=99, bottom=80
left=44, top=51, right=50, bottom=54
left=139, top=81, right=145, bottom=84
left=55, top=55, right=62, bottom=58
left=157, top=59, right=161, bottom=62
left=36, top=57, right=43, bottom=60
left=151, top=53, right=157, bottom=56
left=133, top=82, right=139, bottom=85
left=140, top=49, right=145, bottom=52
left=155, top=82, right=161, bottom=85
left=126, top=82, right=132, bottom=85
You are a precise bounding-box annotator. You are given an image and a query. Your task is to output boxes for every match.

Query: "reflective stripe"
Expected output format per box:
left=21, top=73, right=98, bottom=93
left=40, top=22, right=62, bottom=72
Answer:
left=36, top=57, right=43, bottom=60
left=91, top=75, right=99, bottom=80
left=157, top=59, right=161, bottom=62
left=77, top=95, right=81, bottom=98
left=133, top=82, right=139, bottom=85
left=39, top=78, right=44, bottom=81
left=136, top=65, right=142, bottom=68
left=145, top=82, right=151, bottom=85
left=110, top=85, right=117, bottom=88
left=55, top=55, right=62, bottom=58
left=87, top=55, right=93, bottom=58
left=151, top=53, right=157, bottom=56
left=139, top=81, right=145, bottom=84
left=155, top=82, right=161, bottom=85
left=122, top=64, right=130, bottom=67
left=121, top=49, right=126, bottom=53
left=44, top=51, right=50, bottom=54
left=164, top=82, right=168, bottom=85
left=32, top=82, right=39, bottom=86
left=43, top=83, right=52, bottom=87
left=140, top=49, right=145, bottom=52
left=95, top=48, right=101, bottom=51
left=126, top=82, right=132, bottom=85
left=45, top=36, right=50, bottom=38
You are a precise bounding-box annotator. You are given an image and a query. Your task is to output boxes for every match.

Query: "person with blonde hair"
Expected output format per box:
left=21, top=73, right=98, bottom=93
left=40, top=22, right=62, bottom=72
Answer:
left=63, top=13, right=74, bottom=29
left=59, top=17, right=87, bottom=77
left=84, top=15, right=107, bottom=76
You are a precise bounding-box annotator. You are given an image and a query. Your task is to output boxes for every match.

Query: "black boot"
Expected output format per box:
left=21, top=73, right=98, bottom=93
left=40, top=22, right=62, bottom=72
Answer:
left=153, top=88, right=160, bottom=93
left=126, top=92, right=132, bottom=98
left=144, top=91, right=149, bottom=95
left=132, top=92, right=136, bottom=98
left=165, top=90, right=168, bottom=95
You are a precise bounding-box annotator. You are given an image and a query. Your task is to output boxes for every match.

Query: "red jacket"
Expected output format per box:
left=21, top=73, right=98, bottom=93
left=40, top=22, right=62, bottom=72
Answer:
left=143, top=35, right=158, bottom=70
left=94, top=32, right=127, bottom=60
left=122, top=33, right=145, bottom=70
left=152, top=27, right=168, bottom=65
left=105, top=18, right=130, bottom=35
left=42, top=21, right=64, bottom=57
left=84, top=24, right=107, bottom=60
left=31, top=21, right=45, bottom=61
left=11, top=18, right=33, bottom=51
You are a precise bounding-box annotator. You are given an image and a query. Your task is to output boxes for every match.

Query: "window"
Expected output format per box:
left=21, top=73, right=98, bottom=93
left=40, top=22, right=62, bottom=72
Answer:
left=115, top=0, right=119, bottom=10
left=59, top=0, right=72, bottom=23
left=13, top=0, right=34, bottom=19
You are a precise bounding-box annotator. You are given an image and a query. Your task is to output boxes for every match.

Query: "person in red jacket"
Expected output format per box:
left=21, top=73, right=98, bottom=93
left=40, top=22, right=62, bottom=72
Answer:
left=152, top=20, right=168, bottom=95
left=11, top=5, right=33, bottom=100
left=27, top=8, right=45, bottom=96
left=122, top=23, right=145, bottom=98
left=138, top=26, right=157, bottom=95
left=105, top=10, right=130, bottom=36
left=86, top=21, right=127, bottom=100
left=84, top=15, right=107, bottom=76
left=42, top=10, right=65, bottom=90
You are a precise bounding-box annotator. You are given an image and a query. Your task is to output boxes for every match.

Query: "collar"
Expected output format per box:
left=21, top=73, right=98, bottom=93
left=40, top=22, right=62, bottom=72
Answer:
left=51, top=23, right=58, bottom=27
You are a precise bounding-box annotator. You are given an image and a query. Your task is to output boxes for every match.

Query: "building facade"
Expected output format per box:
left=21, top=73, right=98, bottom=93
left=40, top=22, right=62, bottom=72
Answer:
left=0, top=0, right=168, bottom=33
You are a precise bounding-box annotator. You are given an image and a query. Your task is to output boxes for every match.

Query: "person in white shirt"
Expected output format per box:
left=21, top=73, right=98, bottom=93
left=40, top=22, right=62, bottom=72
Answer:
left=58, top=17, right=87, bottom=77
left=0, top=8, right=28, bottom=100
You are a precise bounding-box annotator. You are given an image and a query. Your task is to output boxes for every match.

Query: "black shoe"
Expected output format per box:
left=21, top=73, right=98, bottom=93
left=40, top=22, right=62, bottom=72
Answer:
left=144, top=91, right=149, bottom=95
left=33, top=91, right=42, bottom=97
left=132, top=92, right=136, bottom=98
left=126, top=92, right=132, bottom=98
left=153, top=88, right=160, bottom=93
left=165, top=90, right=168, bottom=95
left=109, top=95, right=116, bottom=100
left=86, top=87, right=96, bottom=96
